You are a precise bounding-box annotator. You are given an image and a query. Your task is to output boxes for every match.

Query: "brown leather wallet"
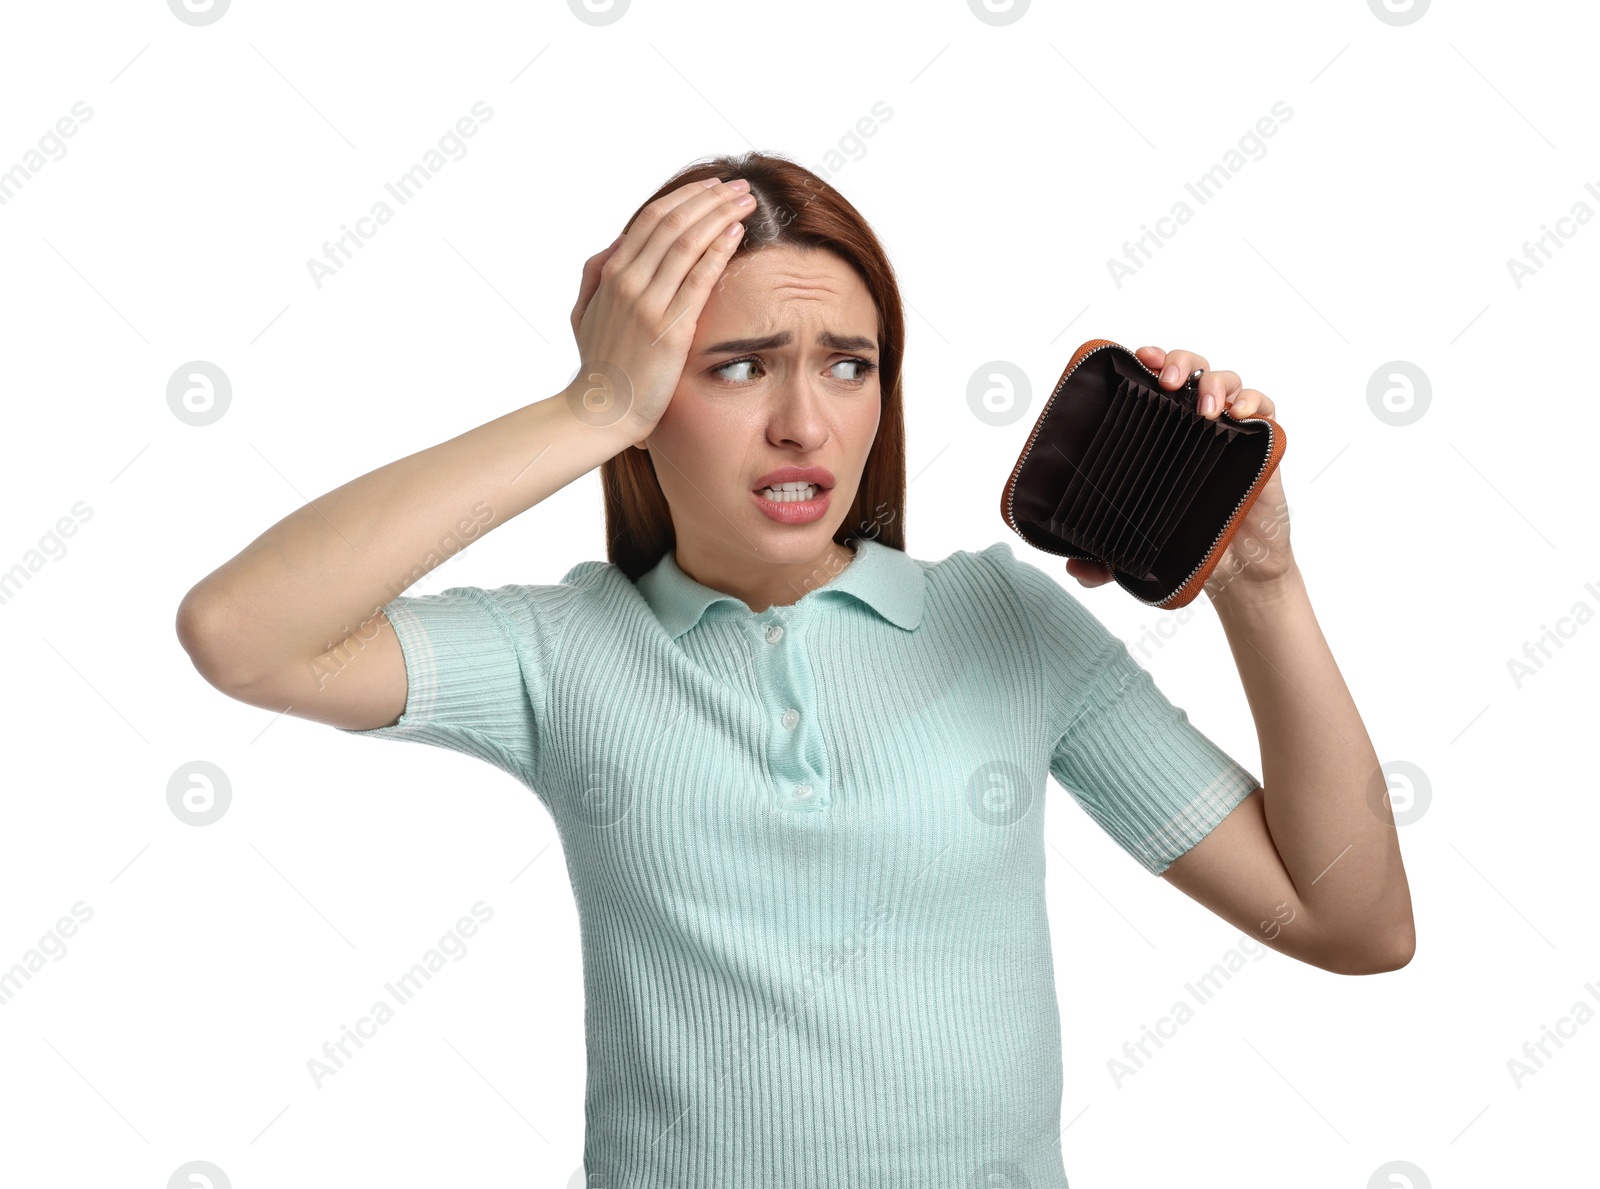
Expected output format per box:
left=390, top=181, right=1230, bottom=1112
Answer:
left=999, top=339, right=1286, bottom=608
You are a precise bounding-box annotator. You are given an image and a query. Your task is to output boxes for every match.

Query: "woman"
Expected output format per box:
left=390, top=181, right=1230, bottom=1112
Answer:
left=176, top=150, right=1414, bottom=1188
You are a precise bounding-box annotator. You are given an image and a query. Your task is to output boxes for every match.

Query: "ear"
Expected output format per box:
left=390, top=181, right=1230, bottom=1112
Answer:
left=631, top=439, right=649, bottom=452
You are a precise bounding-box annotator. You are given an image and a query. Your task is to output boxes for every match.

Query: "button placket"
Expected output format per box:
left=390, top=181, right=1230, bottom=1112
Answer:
left=753, top=608, right=829, bottom=811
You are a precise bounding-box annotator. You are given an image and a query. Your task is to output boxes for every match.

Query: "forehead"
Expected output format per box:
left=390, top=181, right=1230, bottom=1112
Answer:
left=715, top=245, right=872, bottom=312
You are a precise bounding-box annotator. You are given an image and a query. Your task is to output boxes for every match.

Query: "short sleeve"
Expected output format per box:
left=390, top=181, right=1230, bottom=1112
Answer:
left=1049, top=648, right=1260, bottom=875
left=983, top=541, right=1260, bottom=876
left=337, top=582, right=577, bottom=791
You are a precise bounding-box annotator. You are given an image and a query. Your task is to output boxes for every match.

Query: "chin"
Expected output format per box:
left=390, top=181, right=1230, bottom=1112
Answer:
left=753, top=524, right=836, bottom=548
left=749, top=519, right=843, bottom=556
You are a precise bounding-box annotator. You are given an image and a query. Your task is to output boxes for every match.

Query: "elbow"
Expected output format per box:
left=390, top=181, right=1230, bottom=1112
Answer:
left=175, top=589, right=209, bottom=659
left=176, top=586, right=252, bottom=693
left=1324, top=924, right=1416, bottom=976
left=1376, top=924, right=1417, bottom=973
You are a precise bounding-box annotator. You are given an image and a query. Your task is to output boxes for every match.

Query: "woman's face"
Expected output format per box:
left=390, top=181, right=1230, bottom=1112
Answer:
left=633, top=244, right=883, bottom=586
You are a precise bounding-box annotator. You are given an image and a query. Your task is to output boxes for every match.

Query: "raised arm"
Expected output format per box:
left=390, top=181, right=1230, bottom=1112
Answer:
left=176, top=174, right=760, bottom=731
left=174, top=392, right=643, bottom=731
left=1067, top=344, right=1415, bottom=976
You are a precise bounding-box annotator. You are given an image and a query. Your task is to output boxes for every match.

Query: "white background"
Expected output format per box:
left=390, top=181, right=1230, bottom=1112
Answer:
left=1, top=0, right=1594, bottom=1185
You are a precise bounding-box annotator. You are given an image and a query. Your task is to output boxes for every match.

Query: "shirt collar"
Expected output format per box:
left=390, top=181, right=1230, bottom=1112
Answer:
left=635, top=537, right=925, bottom=639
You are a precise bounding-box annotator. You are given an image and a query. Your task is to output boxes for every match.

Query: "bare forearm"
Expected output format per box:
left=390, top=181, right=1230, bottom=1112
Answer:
left=176, top=387, right=640, bottom=686
left=1211, top=563, right=1414, bottom=962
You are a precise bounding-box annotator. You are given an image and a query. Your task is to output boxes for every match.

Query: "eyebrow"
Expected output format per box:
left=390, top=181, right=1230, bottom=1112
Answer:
left=699, top=330, right=878, bottom=356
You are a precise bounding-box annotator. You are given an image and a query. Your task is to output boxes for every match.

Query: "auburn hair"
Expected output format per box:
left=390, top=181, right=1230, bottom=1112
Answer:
left=598, top=150, right=907, bottom=581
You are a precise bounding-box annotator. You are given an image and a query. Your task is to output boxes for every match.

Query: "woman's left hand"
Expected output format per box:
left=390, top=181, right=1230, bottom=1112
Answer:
left=1063, top=345, right=1294, bottom=600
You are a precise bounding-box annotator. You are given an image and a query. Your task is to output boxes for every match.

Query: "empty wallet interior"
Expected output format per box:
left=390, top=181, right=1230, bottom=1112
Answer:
left=1004, top=344, right=1277, bottom=605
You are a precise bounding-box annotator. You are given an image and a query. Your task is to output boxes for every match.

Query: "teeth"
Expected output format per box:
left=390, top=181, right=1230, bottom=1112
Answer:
left=761, top=482, right=819, bottom=502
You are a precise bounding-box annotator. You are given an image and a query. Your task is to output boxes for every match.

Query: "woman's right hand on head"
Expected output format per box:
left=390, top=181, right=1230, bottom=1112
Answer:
left=567, top=177, right=755, bottom=437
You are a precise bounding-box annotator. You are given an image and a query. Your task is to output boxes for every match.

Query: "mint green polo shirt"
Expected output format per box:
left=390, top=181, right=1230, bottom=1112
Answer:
left=341, top=537, right=1259, bottom=1187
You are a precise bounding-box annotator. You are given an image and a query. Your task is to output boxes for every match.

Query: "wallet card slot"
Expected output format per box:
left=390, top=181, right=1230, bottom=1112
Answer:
left=1085, top=384, right=1169, bottom=570
left=1128, top=409, right=1211, bottom=546
left=1007, top=340, right=1285, bottom=606
left=1102, top=386, right=1192, bottom=571
left=1119, top=413, right=1213, bottom=577
left=1050, top=376, right=1139, bottom=547
left=1075, top=380, right=1164, bottom=566
left=1059, top=375, right=1141, bottom=538
left=1136, top=420, right=1232, bottom=575
left=1101, top=396, right=1208, bottom=572
left=1048, top=376, right=1130, bottom=537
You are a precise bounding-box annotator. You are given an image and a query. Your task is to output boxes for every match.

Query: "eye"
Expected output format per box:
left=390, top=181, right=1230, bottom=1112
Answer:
left=714, top=356, right=764, bottom=383
left=711, top=355, right=879, bottom=386
left=831, top=358, right=878, bottom=383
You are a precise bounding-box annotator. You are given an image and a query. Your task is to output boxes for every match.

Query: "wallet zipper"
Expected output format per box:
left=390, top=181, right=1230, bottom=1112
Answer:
left=1001, top=341, right=1278, bottom=609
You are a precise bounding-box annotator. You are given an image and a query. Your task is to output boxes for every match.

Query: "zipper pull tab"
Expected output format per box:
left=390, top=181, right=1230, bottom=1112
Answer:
left=1181, top=368, right=1205, bottom=414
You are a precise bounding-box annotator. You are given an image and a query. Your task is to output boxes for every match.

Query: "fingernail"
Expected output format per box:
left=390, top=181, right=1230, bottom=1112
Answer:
left=1200, top=393, right=1216, bottom=416
left=1160, top=364, right=1180, bottom=386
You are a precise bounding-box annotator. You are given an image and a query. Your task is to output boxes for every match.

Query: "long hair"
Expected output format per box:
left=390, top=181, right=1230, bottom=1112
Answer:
left=599, top=150, right=908, bottom=581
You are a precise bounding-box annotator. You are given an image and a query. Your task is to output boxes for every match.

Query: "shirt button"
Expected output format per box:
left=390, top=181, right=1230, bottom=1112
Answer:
left=792, top=783, right=813, bottom=801
left=781, top=708, right=799, bottom=729
left=765, top=625, right=784, bottom=644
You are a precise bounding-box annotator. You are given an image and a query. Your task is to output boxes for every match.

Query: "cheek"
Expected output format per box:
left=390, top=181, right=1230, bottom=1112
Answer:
left=850, top=396, right=882, bottom=452
left=651, top=392, right=743, bottom=472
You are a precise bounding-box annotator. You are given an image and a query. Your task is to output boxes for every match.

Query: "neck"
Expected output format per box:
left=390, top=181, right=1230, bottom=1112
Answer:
left=676, top=539, right=858, bottom=614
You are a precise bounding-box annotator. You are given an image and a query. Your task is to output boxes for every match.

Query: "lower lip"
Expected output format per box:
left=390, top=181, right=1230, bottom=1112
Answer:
left=751, top=485, right=832, bottom=524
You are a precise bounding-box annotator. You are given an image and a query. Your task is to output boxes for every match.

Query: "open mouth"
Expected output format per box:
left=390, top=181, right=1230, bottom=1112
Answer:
left=754, top=481, right=829, bottom=503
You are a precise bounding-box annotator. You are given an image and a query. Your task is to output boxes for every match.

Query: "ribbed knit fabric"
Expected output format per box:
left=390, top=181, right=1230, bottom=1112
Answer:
left=340, top=538, right=1260, bottom=1187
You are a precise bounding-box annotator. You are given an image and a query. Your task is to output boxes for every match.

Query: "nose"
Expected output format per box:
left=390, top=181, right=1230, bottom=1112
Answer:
left=764, top=371, right=830, bottom=450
